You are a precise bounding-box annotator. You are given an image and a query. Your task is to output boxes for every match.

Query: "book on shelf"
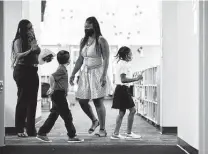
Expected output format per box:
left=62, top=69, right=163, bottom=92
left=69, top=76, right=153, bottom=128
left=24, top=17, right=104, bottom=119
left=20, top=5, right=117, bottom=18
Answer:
left=133, top=66, right=160, bottom=125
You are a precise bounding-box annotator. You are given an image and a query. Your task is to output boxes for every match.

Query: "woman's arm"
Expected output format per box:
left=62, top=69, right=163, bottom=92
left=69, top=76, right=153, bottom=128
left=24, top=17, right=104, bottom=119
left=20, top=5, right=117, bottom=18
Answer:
left=14, top=39, right=33, bottom=60
left=71, top=54, right=84, bottom=77
left=120, top=74, right=143, bottom=83
left=99, top=37, right=110, bottom=77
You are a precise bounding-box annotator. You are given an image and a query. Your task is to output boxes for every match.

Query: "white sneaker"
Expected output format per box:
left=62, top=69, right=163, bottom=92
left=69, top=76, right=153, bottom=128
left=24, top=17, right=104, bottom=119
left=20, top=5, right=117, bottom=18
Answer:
left=110, top=133, right=125, bottom=140
left=125, top=132, right=141, bottom=140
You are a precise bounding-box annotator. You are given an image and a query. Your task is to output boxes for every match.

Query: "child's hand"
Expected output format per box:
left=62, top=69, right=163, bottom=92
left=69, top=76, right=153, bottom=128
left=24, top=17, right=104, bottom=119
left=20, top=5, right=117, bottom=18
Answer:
left=136, top=75, right=143, bottom=81
left=47, top=88, right=54, bottom=96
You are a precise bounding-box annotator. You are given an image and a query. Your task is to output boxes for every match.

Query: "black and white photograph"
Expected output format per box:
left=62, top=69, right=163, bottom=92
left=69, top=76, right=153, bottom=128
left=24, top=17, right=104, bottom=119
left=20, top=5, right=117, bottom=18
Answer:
left=0, top=0, right=207, bottom=154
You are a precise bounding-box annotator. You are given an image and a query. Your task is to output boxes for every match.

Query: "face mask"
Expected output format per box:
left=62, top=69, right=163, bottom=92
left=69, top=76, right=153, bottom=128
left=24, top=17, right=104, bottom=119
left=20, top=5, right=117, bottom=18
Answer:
left=85, top=28, right=94, bottom=36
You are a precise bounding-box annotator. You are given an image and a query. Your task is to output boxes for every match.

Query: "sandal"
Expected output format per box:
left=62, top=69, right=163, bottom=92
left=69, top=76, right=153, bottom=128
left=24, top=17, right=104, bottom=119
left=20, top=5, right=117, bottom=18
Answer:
left=17, top=132, right=28, bottom=138
left=95, top=129, right=107, bottom=137
left=88, top=120, right=99, bottom=134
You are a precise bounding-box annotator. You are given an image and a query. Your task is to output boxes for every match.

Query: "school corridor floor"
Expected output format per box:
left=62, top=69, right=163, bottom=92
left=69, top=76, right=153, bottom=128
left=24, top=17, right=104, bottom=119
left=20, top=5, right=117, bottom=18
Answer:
left=4, top=99, right=186, bottom=154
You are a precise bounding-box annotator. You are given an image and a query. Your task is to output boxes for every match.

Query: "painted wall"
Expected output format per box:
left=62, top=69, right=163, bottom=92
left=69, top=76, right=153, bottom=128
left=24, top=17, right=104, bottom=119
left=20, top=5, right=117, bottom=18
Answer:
left=160, top=1, right=178, bottom=128
left=177, top=1, right=199, bottom=149
left=161, top=1, right=199, bottom=150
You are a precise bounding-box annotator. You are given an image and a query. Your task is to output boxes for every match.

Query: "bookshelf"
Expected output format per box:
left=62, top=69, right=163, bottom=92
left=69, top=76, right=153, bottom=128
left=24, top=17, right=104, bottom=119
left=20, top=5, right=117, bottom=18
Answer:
left=133, top=66, right=160, bottom=125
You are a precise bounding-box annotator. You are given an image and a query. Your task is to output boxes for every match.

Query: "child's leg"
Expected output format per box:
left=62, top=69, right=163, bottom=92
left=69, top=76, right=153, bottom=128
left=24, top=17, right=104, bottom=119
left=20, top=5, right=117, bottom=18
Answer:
left=127, top=107, right=136, bottom=134
left=56, top=92, right=76, bottom=138
left=114, top=109, right=126, bottom=135
left=38, top=102, right=59, bottom=136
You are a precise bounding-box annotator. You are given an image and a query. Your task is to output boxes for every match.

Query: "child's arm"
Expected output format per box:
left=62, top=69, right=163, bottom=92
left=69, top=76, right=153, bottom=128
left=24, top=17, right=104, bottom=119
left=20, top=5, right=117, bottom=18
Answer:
left=47, top=75, right=55, bottom=95
left=120, top=74, right=143, bottom=83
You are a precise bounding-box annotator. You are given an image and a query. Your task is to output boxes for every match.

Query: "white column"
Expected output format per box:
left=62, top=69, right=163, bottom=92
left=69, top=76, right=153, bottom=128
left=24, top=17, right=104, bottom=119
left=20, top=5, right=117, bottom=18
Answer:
left=177, top=1, right=199, bottom=149
left=199, top=1, right=208, bottom=154
left=160, top=1, right=178, bottom=128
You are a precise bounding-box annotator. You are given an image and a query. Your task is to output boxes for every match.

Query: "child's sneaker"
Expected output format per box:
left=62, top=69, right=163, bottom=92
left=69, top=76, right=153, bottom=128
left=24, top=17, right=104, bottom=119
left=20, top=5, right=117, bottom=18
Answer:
left=36, top=135, right=52, bottom=143
left=110, top=133, right=125, bottom=140
left=67, top=136, right=84, bottom=143
left=125, top=132, right=141, bottom=140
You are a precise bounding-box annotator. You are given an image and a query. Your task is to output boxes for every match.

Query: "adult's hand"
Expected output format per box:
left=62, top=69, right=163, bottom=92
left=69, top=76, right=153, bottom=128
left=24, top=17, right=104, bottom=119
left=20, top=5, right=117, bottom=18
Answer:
left=100, top=75, right=107, bottom=87
left=31, top=44, right=39, bottom=51
left=70, top=75, right=75, bottom=86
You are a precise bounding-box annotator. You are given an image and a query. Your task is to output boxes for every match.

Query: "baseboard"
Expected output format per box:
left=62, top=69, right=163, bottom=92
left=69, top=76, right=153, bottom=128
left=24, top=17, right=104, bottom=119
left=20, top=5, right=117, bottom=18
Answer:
left=177, top=137, right=198, bottom=154
left=136, top=113, right=160, bottom=129
left=5, top=116, right=41, bottom=135
left=160, top=127, right=177, bottom=134
left=0, top=146, right=3, bottom=154
left=5, top=127, right=16, bottom=135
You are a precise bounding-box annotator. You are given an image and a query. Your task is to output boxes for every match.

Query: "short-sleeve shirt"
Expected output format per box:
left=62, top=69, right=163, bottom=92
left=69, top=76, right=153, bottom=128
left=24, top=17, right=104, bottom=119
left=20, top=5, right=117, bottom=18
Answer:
left=52, top=65, right=68, bottom=92
left=14, top=39, right=40, bottom=65
left=114, top=60, right=132, bottom=86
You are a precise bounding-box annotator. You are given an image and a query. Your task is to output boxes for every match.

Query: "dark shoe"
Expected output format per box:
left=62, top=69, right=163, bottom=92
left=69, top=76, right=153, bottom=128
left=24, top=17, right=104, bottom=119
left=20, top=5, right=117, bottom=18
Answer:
left=36, top=135, right=52, bottom=143
left=67, top=136, right=84, bottom=143
left=88, top=120, right=99, bottom=134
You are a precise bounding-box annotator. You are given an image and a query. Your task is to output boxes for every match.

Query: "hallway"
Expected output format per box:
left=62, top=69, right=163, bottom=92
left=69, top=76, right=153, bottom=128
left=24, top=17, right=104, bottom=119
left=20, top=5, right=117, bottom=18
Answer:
left=5, top=99, right=177, bottom=145
left=3, top=99, right=186, bottom=154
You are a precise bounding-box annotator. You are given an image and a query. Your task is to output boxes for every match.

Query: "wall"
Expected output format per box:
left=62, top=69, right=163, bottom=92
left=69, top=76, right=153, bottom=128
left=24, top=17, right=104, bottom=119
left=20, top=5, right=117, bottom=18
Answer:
left=4, top=1, right=22, bottom=127
left=160, top=1, right=178, bottom=128
left=4, top=0, right=42, bottom=127
left=177, top=1, right=199, bottom=149
left=0, top=1, right=5, bottom=147
left=130, top=45, right=161, bottom=73
left=161, top=0, right=199, bottom=150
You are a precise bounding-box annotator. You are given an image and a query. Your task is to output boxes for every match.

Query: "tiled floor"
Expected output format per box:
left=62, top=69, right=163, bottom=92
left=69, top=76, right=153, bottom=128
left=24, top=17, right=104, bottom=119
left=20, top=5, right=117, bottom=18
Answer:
left=5, top=99, right=177, bottom=145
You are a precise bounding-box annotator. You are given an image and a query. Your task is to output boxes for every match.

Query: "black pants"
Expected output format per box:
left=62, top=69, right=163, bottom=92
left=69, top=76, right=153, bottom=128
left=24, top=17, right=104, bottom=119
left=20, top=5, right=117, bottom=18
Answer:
left=13, top=64, right=39, bottom=135
left=38, top=90, right=76, bottom=138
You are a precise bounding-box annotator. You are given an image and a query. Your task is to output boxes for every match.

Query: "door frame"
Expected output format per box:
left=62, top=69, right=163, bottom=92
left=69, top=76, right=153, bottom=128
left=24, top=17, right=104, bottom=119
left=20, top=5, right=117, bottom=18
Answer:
left=0, top=0, right=5, bottom=148
left=199, top=1, right=208, bottom=154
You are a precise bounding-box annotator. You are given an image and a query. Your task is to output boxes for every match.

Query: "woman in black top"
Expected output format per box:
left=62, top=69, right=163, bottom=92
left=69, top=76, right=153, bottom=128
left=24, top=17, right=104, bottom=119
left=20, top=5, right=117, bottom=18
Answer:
left=11, top=19, right=41, bottom=137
